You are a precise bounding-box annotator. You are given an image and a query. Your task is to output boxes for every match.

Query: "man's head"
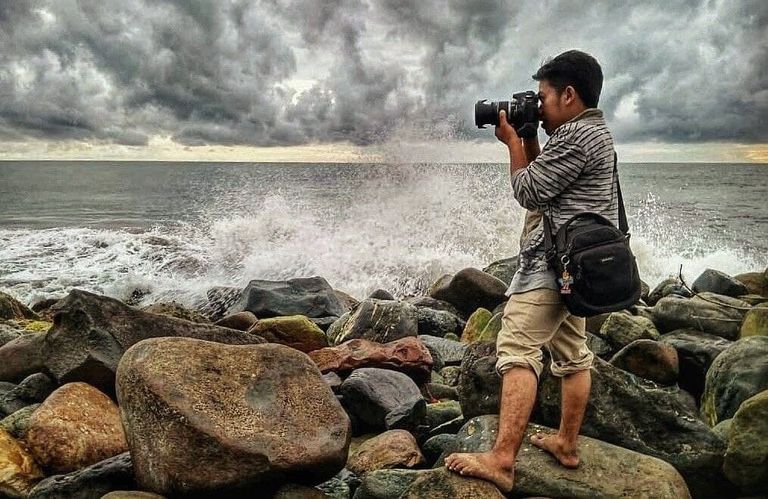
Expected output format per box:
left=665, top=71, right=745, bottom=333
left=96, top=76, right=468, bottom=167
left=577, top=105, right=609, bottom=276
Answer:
left=533, top=50, right=603, bottom=135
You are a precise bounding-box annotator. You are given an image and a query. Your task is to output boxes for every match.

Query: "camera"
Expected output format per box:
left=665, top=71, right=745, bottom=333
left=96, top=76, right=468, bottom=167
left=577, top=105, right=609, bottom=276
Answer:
left=475, top=91, right=539, bottom=138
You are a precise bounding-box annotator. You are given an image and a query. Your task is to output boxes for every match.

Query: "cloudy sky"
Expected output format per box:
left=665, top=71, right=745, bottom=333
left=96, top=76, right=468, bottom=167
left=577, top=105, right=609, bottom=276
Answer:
left=0, top=0, right=766, bottom=162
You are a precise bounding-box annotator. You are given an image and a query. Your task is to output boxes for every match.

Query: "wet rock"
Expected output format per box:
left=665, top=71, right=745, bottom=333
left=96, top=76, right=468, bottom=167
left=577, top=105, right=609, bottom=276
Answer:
left=651, top=293, right=748, bottom=339
left=456, top=342, right=500, bottom=420
left=701, top=336, right=768, bottom=426
left=448, top=416, right=690, bottom=498
left=427, top=268, right=507, bottom=318
left=28, top=452, right=135, bottom=499
left=415, top=307, right=464, bottom=338
left=42, top=289, right=265, bottom=394
left=0, top=372, right=56, bottom=417
left=0, top=427, right=44, bottom=498
left=248, top=315, right=328, bottom=353
left=538, top=356, right=726, bottom=498
left=0, top=333, right=46, bottom=383
left=331, top=299, right=418, bottom=346
left=600, top=312, right=659, bottom=349
left=25, top=382, right=127, bottom=473
left=228, top=276, right=346, bottom=319
left=347, top=430, right=423, bottom=475
left=214, top=311, right=258, bottom=331
left=339, top=368, right=425, bottom=434
left=482, top=256, right=518, bottom=286
left=692, top=269, right=749, bottom=297
left=140, top=302, right=210, bottom=323
left=740, top=304, right=768, bottom=338
left=310, top=337, right=432, bottom=384
left=0, top=292, right=38, bottom=321
left=722, top=389, right=768, bottom=493
left=609, top=339, right=679, bottom=385
left=117, top=338, right=350, bottom=497
left=647, top=277, right=693, bottom=306
left=660, top=329, right=732, bottom=401
left=734, top=271, right=768, bottom=297
left=400, top=467, right=505, bottom=498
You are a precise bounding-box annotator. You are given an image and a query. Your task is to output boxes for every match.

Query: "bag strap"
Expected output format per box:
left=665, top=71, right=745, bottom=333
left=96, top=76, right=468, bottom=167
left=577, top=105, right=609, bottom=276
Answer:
left=542, top=151, right=628, bottom=260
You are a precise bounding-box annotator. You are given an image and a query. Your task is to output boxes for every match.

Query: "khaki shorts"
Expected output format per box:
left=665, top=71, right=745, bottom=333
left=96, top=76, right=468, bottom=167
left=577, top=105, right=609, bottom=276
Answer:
left=495, top=288, right=593, bottom=379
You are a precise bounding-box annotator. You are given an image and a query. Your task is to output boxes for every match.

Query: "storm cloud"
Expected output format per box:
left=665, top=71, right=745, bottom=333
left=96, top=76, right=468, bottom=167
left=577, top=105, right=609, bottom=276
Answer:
left=0, top=0, right=765, bottom=148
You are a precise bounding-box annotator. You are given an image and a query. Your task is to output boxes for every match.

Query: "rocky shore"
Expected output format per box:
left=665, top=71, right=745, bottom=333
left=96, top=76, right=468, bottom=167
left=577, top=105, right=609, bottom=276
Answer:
left=0, top=261, right=766, bottom=498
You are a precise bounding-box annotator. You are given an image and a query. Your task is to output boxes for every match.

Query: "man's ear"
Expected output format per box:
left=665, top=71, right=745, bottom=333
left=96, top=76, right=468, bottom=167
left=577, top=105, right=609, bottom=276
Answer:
left=563, top=86, right=578, bottom=106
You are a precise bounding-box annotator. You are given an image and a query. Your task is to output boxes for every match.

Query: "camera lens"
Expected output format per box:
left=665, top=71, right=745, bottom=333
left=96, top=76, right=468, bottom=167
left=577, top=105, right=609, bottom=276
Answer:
left=475, top=100, right=499, bottom=129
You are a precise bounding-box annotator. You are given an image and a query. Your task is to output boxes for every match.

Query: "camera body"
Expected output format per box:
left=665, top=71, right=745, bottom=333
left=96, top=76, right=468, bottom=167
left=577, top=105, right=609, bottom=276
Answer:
left=475, top=91, right=539, bottom=138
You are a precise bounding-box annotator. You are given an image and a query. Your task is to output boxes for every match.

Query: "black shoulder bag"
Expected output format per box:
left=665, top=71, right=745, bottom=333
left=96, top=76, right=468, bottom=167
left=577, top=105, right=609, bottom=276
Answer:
left=542, top=153, right=641, bottom=317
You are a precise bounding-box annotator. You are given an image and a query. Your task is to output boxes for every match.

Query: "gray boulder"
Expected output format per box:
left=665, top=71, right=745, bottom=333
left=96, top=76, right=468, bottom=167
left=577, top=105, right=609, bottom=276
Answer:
left=427, top=268, right=507, bottom=318
left=228, top=276, right=346, bottom=318
left=417, top=335, right=466, bottom=366
left=692, top=269, right=749, bottom=297
left=651, top=293, right=748, bottom=339
left=331, top=299, right=418, bottom=346
left=660, top=329, right=732, bottom=401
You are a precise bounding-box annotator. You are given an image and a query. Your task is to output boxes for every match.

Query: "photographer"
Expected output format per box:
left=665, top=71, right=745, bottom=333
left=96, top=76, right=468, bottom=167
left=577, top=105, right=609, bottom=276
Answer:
left=446, top=50, right=617, bottom=492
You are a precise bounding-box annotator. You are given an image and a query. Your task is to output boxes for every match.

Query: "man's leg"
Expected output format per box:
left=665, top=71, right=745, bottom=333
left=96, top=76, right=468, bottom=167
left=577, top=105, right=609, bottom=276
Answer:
left=444, top=366, right=537, bottom=492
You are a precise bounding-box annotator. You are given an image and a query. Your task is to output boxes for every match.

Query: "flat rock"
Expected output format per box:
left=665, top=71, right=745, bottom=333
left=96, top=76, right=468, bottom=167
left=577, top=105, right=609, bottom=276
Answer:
left=651, top=294, right=748, bottom=339
left=42, top=289, right=265, bottom=394
left=599, top=312, right=659, bottom=349
left=309, top=337, right=432, bottom=383
left=660, top=329, right=732, bottom=401
left=427, top=268, right=508, bottom=318
left=0, top=427, right=44, bottom=498
left=25, top=382, right=127, bottom=473
left=701, top=336, right=768, bottom=426
left=609, top=339, right=679, bottom=385
left=692, top=269, right=749, bottom=297
left=723, top=389, right=768, bottom=493
left=331, top=299, right=419, bottom=346
left=28, top=452, right=135, bottom=499
left=347, top=429, right=423, bottom=475
left=228, top=276, right=346, bottom=319
left=248, top=315, right=328, bottom=353
left=0, top=333, right=46, bottom=383
left=116, top=338, right=350, bottom=496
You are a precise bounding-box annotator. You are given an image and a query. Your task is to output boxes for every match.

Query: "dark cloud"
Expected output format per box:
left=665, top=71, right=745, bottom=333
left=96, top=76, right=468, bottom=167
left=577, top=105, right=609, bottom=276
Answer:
left=0, top=0, right=765, bottom=148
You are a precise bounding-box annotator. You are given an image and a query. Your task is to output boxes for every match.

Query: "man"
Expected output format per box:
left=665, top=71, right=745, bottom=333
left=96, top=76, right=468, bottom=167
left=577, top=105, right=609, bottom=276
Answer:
left=445, top=50, right=618, bottom=492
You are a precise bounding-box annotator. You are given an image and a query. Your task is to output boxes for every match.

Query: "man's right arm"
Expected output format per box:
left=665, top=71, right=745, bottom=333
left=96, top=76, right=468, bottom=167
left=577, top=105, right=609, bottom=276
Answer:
left=523, top=137, right=541, bottom=163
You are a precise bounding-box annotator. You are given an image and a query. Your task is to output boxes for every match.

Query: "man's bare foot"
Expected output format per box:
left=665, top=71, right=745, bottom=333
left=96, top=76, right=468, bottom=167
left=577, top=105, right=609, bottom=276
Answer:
left=444, top=452, right=515, bottom=492
left=530, top=432, right=580, bottom=468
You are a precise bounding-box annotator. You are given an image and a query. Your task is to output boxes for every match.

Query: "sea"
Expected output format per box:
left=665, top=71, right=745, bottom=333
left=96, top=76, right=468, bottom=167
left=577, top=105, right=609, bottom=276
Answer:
left=0, top=161, right=766, bottom=308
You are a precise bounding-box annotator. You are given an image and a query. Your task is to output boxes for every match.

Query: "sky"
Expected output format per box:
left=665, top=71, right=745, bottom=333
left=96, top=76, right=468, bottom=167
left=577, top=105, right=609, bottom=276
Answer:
left=0, top=0, right=766, bottom=162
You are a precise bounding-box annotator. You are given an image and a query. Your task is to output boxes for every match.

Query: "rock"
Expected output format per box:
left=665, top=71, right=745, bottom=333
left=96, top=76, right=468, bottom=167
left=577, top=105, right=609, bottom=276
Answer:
left=421, top=434, right=456, bottom=466
left=0, top=372, right=56, bottom=417
left=537, top=356, right=726, bottom=498
left=422, top=383, right=457, bottom=402
left=28, top=452, right=135, bottom=499
left=404, top=297, right=463, bottom=318
left=102, top=492, right=167, bottom=499
left=333, top=289, right=359, bottom=312
left=427, top=268, right=508, bottom=318
left=310, top=316, right=339, bottom=332
left=599, top=312, right=660, bottom=349
left=585, top=311, right=612, bottom=335
left=116, top=338, right=350, bottom=496
left=0, top=292, right=38, bottom=321
left=734, top=271, right=768, bottom=296
left=25, top=382, right=128, bottom=473
left=316, top=475, right=351, bottom=499
left=352, top=468, right=421, bottom=499
left=0, top=333, right=46, bottom=383
left=415, top=307, right=464, bottom=338
left=477, top=312, right=502, bottom=343
left=460, top=308, right=492, bottom=343
left=322, top=372, right=343, bottom=392
left=309, top=337, right=432, bottom=384
left=647, top=277, right=693, bottom=306
left=586, top=331, right=612, bottom=357
left=739, top=294, right=768, bottom=306
left=339, top=368, right=425, bottom=434
left=482, top=256, right=518, bottom=286
left=449, top=416, right=690, bottom=498
left=140, top=302, right=210, bottom=323
left=723, top=389, right=768, bottom=492
left=609, top=339, right=679, bottom=385
left=0, top=404, right=39, bottom=439
left=712, top=418, right=732, bottom=442
left=0, top=326, right=21, bottom=348
left=417, top=335, right=466, bottom=366
left=0, top=427, right=44, bottom=498
left=400, top=467, right=505, bottom=498
left=347, top=430, right=423, bottom=475
left=692, top=269, right=749, bottom=297
left=248, top=315, right=328, bottom=353
left=332, top=299, right=419, bottom=346
left=651, top=293, right=748, bottom=339
left=438, top=366, right=461, bottom=387
left=457, top=342, right=500, bottom=420
left=425, top=401, right=462, bottom=432
left=660, top=329, right=732, bottom=401
left=701, top=336, right=768, bottom=426
left=42, top=289, right=265, bottom=394
left=740, top=304, right=768, bottom=338
left=228, top=276, right=346, bottom=319
left=200, top=286, right=241, bottom=322
left=214, top=311, right=258, bottom=331
left=273, top=483, right=329, bottom=498
left=368, top=289, right=395, bottom=301
left=30, top=297, right=62, bottom=316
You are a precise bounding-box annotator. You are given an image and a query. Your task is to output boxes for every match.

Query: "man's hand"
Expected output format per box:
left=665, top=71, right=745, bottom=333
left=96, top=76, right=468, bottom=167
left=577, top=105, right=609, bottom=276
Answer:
left=495, top=110, right=520, bottom=147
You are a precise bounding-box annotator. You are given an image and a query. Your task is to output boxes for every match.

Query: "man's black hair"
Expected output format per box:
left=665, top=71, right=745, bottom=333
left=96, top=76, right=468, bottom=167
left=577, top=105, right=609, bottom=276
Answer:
left=532, top=50, right=603, bottom=108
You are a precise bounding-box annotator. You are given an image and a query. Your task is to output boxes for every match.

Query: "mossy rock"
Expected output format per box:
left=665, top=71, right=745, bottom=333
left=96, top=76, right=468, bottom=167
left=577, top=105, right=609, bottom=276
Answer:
left=20, top=320, right=53, bottom=333
left=740, top=304, right=768, bottom=338
left=461, top=308, right=491, bottom=343
left=723, top=389, right=768, bottom=492
left=477, top=312, right=502, bottom=343
left=248, top=315, right=328, bottom=353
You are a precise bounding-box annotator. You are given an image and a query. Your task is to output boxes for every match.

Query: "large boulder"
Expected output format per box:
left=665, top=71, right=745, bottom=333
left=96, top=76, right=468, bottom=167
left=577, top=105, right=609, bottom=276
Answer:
left=723, top=389, right=768, bottom=493
left=599, top=312, right=659, bottom=349
left=0, top=292, right=38, bottom=321
left=117, top=338, right=350, bottom=497
left=692, top=269, right=749, bottom=297
left=456, top=342, right=500, bottom=420
left=309, top=337, right=432, bottom=383
left=427, top=268, right=507, bottom=318
left=25, top=382, right=127, bottom=473
left=447, top=416, right=690, bottom=498
left=0, top=427, right=44, bottom=498
left=339, top=368, right=425, bottom=434
left=740, top=304, right=768, bottom=338
left=651, top=293, right=749, bottom=339
left=346, top=430, right=423, bottom=475
left=227, top=277, right=346, bottom=319
left=537, top=356, right=726, bottom=498
left=42, top=290, right=265, bottom=394
left=331, top=299, right=419, bottom=346
left=248, top=315, right=328, bottom=353
left=0, top=333, right=46, bottom=383
left=660, top=329, right=732, bottom=401
left=28, top=452, right=135, bottom=499
left=609, top=339, right=679, bottom=385
left=701, top=336, right=768, bottom=427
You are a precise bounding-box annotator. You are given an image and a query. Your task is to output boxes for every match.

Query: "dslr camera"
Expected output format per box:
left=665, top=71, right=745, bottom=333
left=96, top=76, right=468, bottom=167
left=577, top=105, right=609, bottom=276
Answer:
left=475, top=91, right=539, bottom=138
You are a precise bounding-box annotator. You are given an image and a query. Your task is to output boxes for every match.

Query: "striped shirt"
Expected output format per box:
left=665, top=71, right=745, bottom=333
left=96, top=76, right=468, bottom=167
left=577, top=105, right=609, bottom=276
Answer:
left=506, top=108, right=618, bottom=296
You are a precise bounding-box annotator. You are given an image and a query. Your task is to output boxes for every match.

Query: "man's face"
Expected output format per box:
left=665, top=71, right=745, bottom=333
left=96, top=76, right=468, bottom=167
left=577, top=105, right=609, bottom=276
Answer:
left=538, top=80, right=566, bottom=135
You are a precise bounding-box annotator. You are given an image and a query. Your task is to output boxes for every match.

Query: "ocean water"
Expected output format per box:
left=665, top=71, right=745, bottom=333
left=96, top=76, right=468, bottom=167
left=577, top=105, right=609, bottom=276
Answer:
left=0, top=161, right=766, bottom=308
